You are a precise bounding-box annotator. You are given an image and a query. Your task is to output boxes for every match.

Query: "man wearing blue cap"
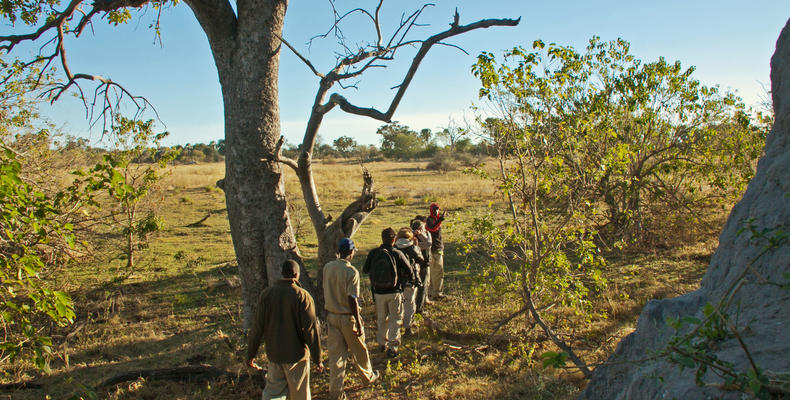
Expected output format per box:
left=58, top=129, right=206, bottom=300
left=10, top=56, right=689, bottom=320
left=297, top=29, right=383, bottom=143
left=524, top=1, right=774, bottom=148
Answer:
left=322, top=237, right=379, bottom=400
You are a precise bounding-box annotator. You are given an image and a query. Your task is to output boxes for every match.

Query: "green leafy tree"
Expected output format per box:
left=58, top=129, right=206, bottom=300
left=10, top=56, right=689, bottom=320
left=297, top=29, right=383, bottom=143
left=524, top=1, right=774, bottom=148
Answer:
left=378, top=122, right=432, bottom=160
left=0, top=58, right=91, bottom=371
left=1, top=0, right=517, bottom=325
left=463, top=96, right=607, bottom=378
left=472, top=37, right=766, bottom=242
left=78, top=116, right=178, bottom=274
left=0, top=145, right=77, bottom=371
left=436, top=123, right=467, bottom=151
left=332, top=135, right=357, bottom=157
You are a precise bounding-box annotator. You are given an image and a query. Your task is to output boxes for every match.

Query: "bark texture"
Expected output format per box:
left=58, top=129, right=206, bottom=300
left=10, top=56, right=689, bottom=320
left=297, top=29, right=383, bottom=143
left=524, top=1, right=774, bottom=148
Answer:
left=581, top=18, right=790, bottom=399
left=185, top=0, right=311, bottom=326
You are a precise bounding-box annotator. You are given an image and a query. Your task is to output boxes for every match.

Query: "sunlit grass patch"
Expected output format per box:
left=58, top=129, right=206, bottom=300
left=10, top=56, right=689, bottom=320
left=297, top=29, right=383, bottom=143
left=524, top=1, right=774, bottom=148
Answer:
left=1, top=159, right=727, bottom=400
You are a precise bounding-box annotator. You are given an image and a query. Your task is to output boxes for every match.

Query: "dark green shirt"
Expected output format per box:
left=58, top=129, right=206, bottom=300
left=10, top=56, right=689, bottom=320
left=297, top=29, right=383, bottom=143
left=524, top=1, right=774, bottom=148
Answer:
left=246, top=279, right=321, bottom=364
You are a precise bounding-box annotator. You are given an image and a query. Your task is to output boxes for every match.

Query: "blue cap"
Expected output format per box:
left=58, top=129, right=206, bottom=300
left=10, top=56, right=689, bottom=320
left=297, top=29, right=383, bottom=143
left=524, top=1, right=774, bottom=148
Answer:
left=338, top=237, right=355, bottom=252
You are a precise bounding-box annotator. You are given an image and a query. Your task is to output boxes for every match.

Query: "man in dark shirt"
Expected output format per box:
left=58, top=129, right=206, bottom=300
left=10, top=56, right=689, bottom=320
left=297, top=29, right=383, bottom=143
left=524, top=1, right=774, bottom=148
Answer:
left=246, top=259, right=323, bottom=400
left=363, top=227, right=413, bottom=357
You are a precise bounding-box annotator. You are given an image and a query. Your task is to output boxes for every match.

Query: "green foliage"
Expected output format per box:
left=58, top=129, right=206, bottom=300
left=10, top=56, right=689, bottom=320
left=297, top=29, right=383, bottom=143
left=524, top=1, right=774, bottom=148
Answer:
left=663, top=211, right=790, bottom=398
left=392, top=196, right=407, bottom=206
left=76, top=116, right=178, bottom=273
left=540, top=351, right=568, bottom=368
left=461, top=214, right=607, bottom=320
left=377, top=122, right=437, bottom=160
left=426, top=151, right=457, bottom=173
left=0, top=0, right=60, bottom=24
left=332, top=135, right=358, bottom=156
left=0, top=0, right=172, bottom=27
left=472, top=37, right=766, bottom=242
left=170, top=142, right=224, bottom=163
left=1, top=56, right=54, bottom=137
left=665, top=304, right=776, bottom=398
left=0, top=145, right=76, bottom=371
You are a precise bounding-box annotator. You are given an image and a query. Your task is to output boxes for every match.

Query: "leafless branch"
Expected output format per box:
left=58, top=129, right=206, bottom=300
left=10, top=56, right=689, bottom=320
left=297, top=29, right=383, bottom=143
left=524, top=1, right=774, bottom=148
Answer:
left=1, top=0, right=164, bottom=132
left=372, top=0, right=384, bottom=47
left=387, top=4, right=433, bottom=55
left=261, top=136, right=298, bottom=171
left=321, top=14, right=520, bottom=122
left=309, top=0, right=376, bottom=48
left=436, top=41, right=469, bottom=55
left=490, top=304, right=529, bottom=337
left=273, top=32, right=324, bottom=78
left=337, top=80, right=360, bottom=90
left=73, top=8, right=100, bottom=37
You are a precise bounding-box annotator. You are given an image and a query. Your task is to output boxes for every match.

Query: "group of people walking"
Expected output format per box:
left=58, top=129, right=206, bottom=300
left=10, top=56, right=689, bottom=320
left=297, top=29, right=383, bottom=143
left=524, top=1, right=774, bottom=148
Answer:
left=246, top=203, right=447, bottom=400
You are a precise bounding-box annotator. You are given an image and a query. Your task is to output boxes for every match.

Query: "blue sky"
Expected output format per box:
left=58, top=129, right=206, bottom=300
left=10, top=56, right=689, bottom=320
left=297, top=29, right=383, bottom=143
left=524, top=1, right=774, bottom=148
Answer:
left=5, top=1, right=789, bottom=146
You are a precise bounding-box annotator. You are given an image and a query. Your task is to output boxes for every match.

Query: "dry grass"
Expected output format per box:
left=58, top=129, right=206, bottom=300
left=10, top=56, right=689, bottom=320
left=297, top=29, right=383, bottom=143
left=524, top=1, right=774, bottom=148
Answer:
left=1, top=160, right=726, bottom=400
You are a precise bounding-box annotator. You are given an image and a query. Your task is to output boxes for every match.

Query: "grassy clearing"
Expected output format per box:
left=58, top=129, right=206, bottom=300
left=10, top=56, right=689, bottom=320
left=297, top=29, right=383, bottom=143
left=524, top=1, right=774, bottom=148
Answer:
left=2, top=160, right=722, bottom=399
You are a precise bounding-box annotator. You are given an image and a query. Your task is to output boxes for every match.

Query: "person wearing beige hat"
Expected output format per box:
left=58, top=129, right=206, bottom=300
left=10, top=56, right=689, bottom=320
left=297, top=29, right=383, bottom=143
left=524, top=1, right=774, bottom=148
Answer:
left=394, top=227, right=424, bottom=336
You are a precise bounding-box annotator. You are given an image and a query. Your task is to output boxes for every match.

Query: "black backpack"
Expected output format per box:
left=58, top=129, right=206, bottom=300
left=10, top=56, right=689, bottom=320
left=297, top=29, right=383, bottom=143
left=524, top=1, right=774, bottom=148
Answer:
left=369, top=248, right=398, bottom=291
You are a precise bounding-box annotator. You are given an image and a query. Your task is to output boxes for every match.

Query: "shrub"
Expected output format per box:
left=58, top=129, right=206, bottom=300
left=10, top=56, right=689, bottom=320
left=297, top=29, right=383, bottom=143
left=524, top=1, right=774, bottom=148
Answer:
left=426, top=152, right=456, bottom=172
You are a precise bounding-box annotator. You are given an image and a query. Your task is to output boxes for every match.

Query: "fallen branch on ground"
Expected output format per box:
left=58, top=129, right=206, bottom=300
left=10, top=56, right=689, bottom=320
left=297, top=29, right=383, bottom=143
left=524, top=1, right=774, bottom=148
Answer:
left=0, top=382, right=42, bottom=390
left=185, top=209, right=228, bottom=227
left=100, top=365, right=264, bottom=388
left=422, top=316, right=514, bottom=346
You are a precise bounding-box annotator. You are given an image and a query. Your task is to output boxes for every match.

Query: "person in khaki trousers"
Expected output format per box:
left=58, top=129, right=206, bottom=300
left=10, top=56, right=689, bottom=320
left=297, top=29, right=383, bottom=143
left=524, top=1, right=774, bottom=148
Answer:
left=246, top=260, right=323, bottom=400
left=426, top=203, right=447, bottom=300
left=323, top=238, right=379, bottom=400
left=363, top=228, right=414, bottom=358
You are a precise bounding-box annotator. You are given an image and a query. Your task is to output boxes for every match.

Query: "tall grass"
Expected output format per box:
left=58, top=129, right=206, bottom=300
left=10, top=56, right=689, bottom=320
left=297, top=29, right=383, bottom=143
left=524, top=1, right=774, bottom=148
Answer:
left=1, top=159, right=724, bottom=400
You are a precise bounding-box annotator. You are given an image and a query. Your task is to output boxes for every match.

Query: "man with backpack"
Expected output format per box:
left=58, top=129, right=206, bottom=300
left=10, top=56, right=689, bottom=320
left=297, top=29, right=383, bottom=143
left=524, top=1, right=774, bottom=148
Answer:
left=363, top=227, right=414, bottom=358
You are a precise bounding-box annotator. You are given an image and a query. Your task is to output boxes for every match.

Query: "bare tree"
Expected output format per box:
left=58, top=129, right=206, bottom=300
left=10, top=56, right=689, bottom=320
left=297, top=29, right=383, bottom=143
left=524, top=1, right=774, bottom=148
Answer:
left=1, top=0, right=518, bottom=324
left=437, top=116, right=468, bottom=150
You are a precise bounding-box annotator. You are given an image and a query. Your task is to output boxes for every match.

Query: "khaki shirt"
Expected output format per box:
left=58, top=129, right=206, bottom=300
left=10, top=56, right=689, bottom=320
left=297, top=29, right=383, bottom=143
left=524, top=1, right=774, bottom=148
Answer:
left=323, top=258, right=360, bottom=314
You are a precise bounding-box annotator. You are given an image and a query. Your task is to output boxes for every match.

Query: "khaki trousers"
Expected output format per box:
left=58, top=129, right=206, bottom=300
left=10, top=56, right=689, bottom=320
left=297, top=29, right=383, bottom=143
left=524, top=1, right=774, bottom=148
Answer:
left=262, top=358, right=310, bottom=400
left=428, top=251, right=444, bottom=298
left=402, top=286, right=418, bottom=330
left=374, top=292, right=403, bottom=351
left=326, top=312, right=376, bottom=399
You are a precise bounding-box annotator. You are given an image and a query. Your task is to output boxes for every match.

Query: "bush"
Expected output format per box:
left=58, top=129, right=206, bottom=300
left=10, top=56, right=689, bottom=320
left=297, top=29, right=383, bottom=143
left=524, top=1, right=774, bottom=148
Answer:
left=426, top=152, right=456, bottom=173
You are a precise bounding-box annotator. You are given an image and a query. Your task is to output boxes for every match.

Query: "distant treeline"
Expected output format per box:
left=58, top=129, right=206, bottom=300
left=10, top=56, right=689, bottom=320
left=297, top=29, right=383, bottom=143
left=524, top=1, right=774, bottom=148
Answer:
left=119, top=123, right=492, bottom=169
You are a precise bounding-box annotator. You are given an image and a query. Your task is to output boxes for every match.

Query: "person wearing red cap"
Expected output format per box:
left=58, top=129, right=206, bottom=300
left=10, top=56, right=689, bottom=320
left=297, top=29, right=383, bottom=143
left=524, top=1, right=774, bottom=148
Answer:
left=426, top=203, right=446, bottom=300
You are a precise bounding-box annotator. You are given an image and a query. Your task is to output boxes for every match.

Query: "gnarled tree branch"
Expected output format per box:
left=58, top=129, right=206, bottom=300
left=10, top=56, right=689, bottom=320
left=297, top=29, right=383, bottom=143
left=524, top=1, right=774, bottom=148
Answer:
left=293, top=7, right=520, bottom=254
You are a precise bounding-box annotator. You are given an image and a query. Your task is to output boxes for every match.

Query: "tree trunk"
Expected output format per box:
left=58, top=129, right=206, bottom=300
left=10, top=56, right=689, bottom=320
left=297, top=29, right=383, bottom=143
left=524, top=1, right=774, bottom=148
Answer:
left=308, top=168, right=378, bottom=316
left=183, top=0, right=519, bottom=326
left=187, top=0, right=312, bottom=327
